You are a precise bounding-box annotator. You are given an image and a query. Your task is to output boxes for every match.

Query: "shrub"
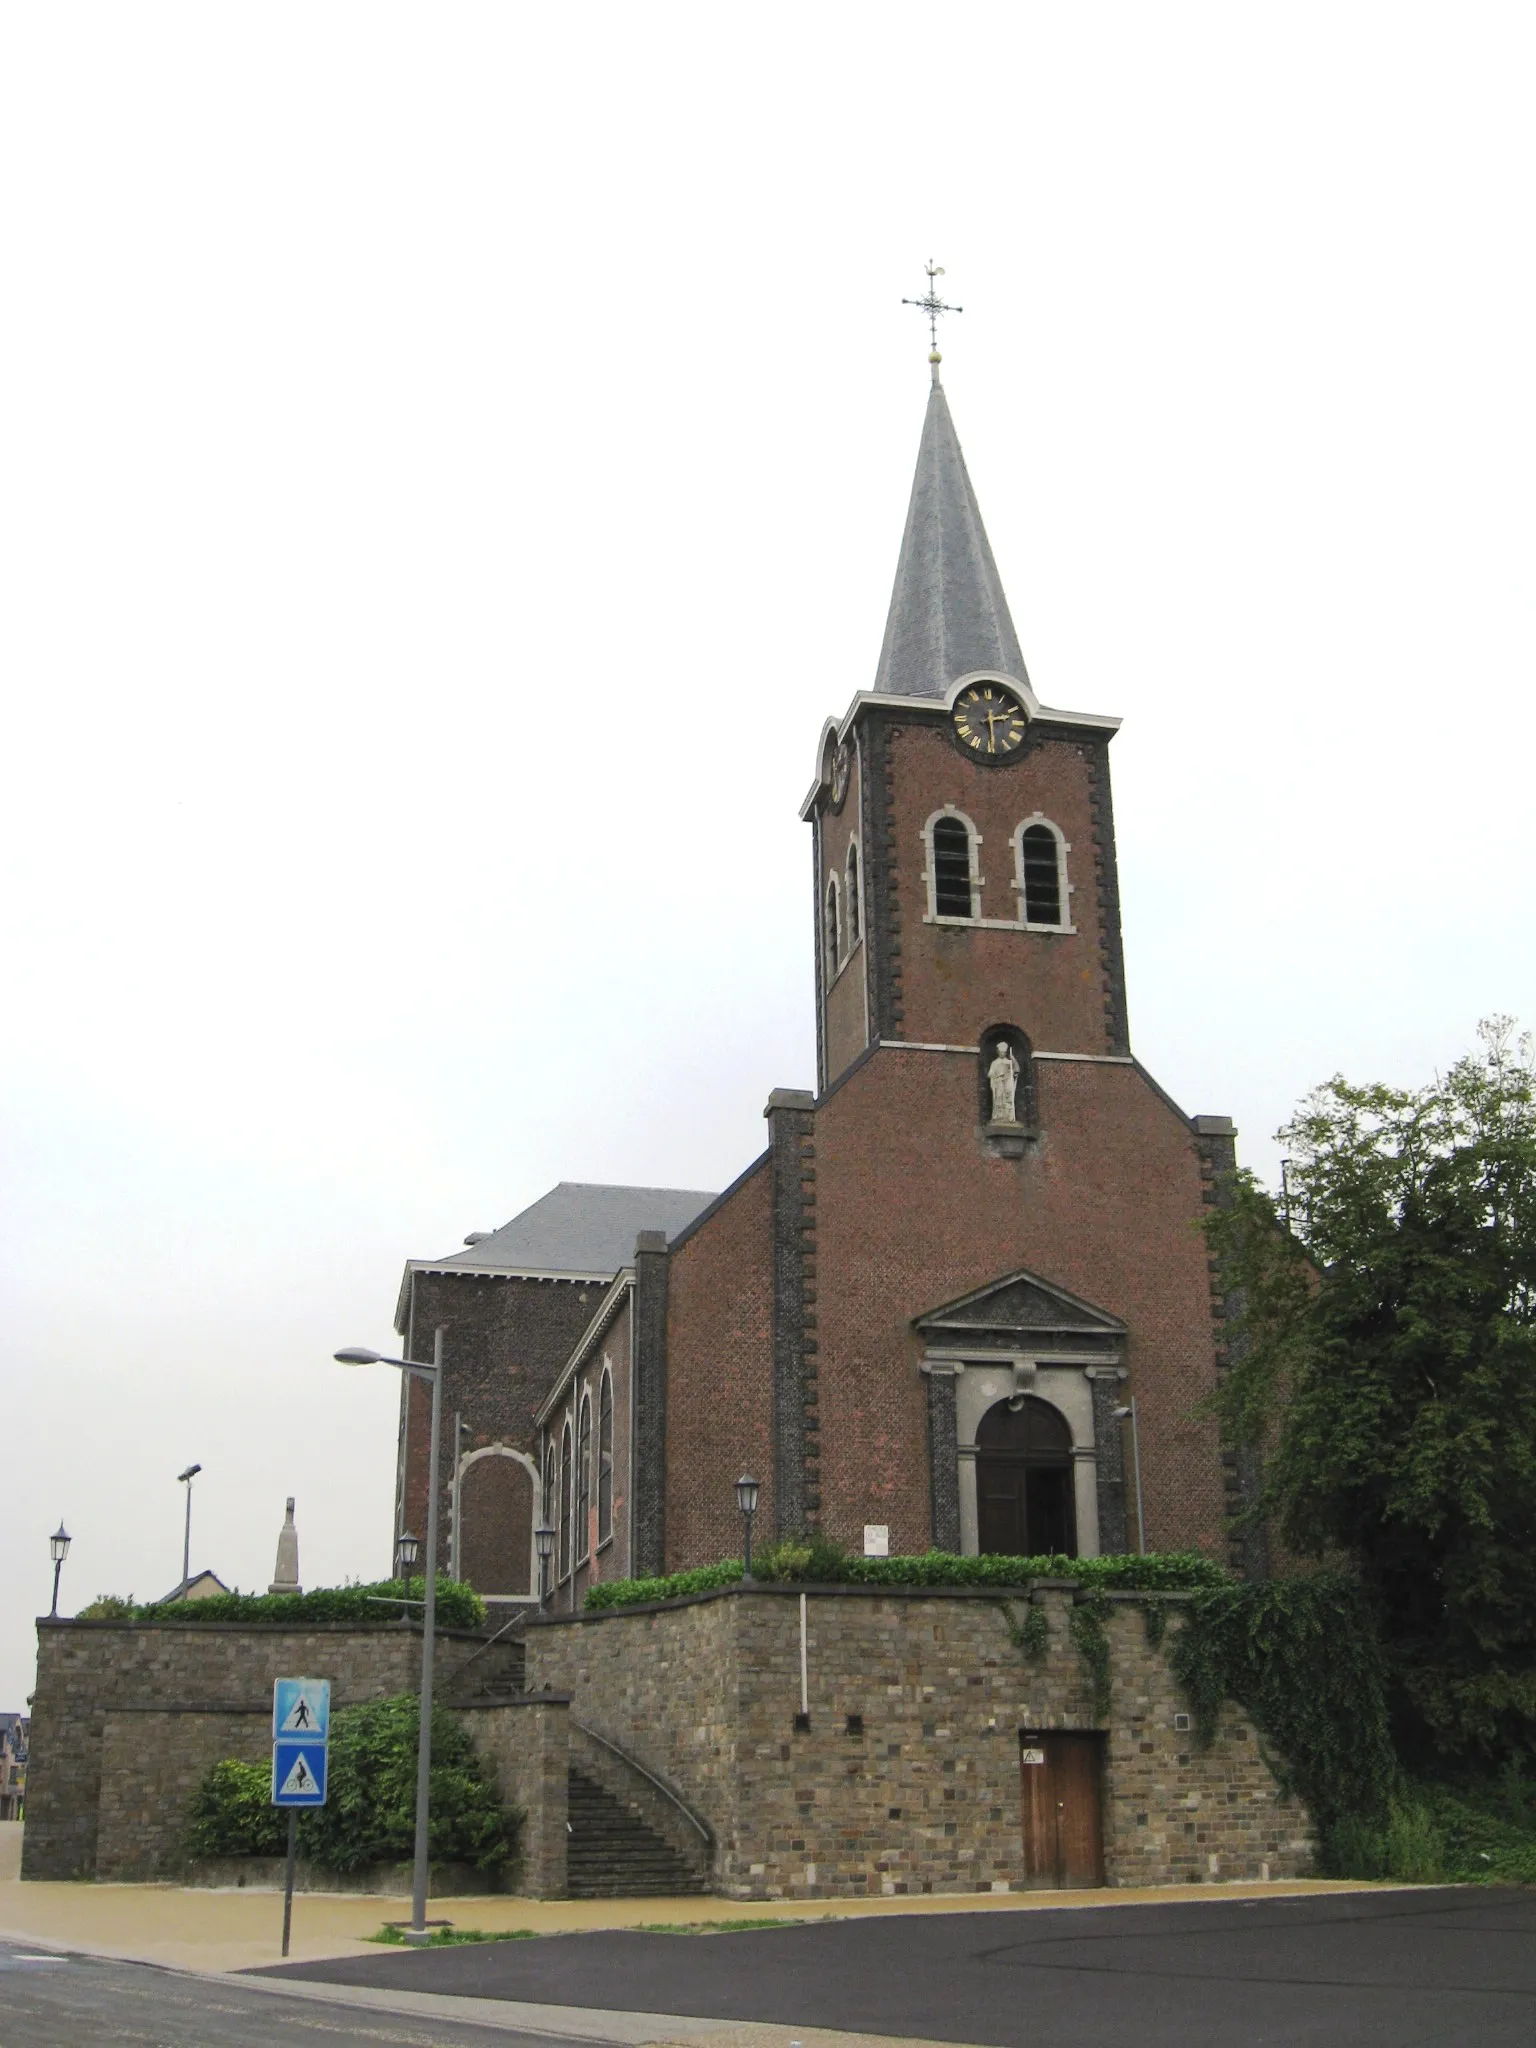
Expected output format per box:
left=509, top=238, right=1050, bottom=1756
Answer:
left=74, top=1577, right=487, bottom=1631
left=186, top=1695, right=517, bottom=1875
left=584, top=1548, right=1229, bottom=1611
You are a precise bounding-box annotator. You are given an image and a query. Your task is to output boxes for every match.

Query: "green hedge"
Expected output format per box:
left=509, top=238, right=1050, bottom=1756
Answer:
left=584, top=1547, right=1230, bottom=1611
left=75, top=1577, right=487, bottom=1631
left=186, top=1694, right=517, bottom=1874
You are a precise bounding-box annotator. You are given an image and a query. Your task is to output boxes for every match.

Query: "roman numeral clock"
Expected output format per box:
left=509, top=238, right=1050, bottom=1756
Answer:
left=952, top=682, right=1027, bottom=757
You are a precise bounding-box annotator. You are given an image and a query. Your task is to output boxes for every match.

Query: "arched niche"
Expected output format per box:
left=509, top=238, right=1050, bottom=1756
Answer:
left=978, top=1022, right=1037, bottom=1134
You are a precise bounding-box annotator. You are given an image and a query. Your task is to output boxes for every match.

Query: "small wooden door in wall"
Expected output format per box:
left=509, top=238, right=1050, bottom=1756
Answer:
left=1019, top=1731, right=1105, bottom=1888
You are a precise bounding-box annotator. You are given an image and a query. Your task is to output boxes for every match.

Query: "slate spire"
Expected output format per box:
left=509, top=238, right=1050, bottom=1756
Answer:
left=872, top=367, right=1029, bottom=700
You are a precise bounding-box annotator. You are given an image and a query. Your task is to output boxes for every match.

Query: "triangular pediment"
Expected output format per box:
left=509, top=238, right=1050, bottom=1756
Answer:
left=913, top=1266, right=1126, bottom=1344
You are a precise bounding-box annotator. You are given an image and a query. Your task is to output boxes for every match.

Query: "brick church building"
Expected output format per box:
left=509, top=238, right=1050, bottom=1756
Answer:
left=393, top=356, right=1248, bottom=1614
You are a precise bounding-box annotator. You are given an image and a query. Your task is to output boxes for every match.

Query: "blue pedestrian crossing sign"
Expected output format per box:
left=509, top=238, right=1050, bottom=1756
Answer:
left=272, top=1677, right=331, bottom=1808
left=273, top=1678, right=330, bottom=1740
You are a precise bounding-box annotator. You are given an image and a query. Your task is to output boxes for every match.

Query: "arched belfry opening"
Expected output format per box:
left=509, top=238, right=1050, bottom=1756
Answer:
left=975, top=1395, right=1077, bottom=1557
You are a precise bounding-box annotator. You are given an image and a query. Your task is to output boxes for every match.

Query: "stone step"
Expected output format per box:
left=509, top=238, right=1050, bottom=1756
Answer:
left=565, top=1765, right=705, bottom=1899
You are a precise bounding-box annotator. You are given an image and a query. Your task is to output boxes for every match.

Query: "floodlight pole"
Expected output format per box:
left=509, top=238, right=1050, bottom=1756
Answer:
left=178, top=1464, right=202, bottom=1598
left=410, top=1326, right=444, bottom=1941
left=334, top=1328, right=444, bottom=1943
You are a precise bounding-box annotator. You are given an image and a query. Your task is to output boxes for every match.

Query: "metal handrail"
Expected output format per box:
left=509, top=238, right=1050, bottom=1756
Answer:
left=441, top=1607, right=530, bottom=1695
left=573, top=1719, right=714, bottom=1851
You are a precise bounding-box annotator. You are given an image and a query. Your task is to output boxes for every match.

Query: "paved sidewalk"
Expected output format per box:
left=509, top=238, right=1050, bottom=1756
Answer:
left=0, top=1821, right=1378, bottom=1976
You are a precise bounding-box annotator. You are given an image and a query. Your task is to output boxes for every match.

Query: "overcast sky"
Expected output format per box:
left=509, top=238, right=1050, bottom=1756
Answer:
left=3, top=4, right=1533, bottom=1709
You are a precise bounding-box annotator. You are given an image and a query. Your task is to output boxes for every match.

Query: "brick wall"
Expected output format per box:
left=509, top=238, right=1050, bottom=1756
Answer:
left=664, top=1160, right=775, bottom=1567
left=22, top=1619, right=522, bottom=1882
left=806, top=1049, right=1228, bottom=1559
left=525, top=1584, right=1314, bottom=1900
left=400, top=1272, right=601, bottom=1577
left=878, top=721, right=1114, bottom=1056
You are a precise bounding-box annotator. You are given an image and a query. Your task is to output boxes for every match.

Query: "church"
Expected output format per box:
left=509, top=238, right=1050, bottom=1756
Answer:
left=391, top=344, right=1249, bottom=1615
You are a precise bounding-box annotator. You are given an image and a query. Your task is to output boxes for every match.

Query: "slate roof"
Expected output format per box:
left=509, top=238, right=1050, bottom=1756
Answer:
left=873, top=373, right=1030, bottom=700
left=430, top=1181, right=719, bottom=1279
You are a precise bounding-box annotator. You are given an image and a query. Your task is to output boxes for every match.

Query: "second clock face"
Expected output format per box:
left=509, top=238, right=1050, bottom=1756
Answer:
left=953, top=683, right=1027, bottom=757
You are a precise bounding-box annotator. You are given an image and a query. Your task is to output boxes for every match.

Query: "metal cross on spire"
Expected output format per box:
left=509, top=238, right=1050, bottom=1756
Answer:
left=902, top=261, right=962, bottom=362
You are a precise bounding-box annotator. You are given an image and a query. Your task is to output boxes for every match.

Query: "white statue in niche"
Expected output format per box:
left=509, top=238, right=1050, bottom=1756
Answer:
left=988, top=1040, right=1021, bottom=1125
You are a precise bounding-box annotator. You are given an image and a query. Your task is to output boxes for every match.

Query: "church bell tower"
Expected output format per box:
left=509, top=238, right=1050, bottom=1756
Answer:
left=803, top=353, right=1129, bottom=1101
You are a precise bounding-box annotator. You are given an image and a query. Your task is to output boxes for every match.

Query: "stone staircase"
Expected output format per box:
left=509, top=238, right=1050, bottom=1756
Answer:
left=565, top=1765, right=707, bottom=1898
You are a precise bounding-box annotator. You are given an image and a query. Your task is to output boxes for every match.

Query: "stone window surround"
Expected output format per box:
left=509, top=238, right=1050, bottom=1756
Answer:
left=920, top=803, right=982, bottom=923
left=824, top=871, right=842, bottom=982
left=454, top=1442, right=541, bottom=1607
left=575, top=1390, right=593, bottom=1566
left=1011, top=813, right=1077, bottom=933
left=921, top=805, right=1078, bottom=934
left=922, top=1351, right=1126, bottom=1559
left=844, top=835, right=863, bottom=949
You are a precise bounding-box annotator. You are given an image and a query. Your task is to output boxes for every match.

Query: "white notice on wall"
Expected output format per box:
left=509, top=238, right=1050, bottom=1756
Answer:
left=863, top=1525, right=889, bottom=1557
left=1021, top=1748, right=1046, bottom=1765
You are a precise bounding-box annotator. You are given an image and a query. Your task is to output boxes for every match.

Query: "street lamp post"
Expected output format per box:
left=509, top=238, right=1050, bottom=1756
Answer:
left=336, top=1327, right=445, bottom=1944
left=177, top=1465, right=202, bottom=1598
left=534, top=1525, right=554, bottom=1611
left=48, top=1524, right=72, bottom=1618
left=1113, top=1400, right=1147, bottom=1556
left=735, top=1474, right=760, bottom=1582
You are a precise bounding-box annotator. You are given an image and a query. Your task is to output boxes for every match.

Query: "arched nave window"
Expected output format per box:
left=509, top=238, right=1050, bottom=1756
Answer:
left=576, top=1392, right=592, bottom=1563
left=597, top=1369, right=614, bottom=1545
left=559, top=1422, right=573, bottom=1581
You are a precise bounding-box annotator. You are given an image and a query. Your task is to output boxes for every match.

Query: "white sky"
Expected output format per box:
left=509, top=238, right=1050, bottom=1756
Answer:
left=3, top=4, right=1533, bottom=1710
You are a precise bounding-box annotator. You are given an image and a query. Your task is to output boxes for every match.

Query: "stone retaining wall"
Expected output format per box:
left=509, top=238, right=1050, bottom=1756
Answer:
left=23, top=1618, right=523, bottom=1882
left=524, top=1583, right=1315, bottom=1898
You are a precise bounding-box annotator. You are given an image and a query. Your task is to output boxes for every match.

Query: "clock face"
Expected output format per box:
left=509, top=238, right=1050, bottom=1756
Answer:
left=953, top=683, right=1027, bottom=758
left=830, top=744, right=851, bottom=809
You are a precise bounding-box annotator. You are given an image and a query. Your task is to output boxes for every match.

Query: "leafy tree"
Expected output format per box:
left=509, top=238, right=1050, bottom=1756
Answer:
left=1208, top=1018, right=1536, bottom=1764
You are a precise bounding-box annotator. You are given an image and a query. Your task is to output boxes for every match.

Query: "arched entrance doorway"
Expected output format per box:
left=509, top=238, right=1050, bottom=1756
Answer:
left=976, top=1396, right=1077, bottom=1556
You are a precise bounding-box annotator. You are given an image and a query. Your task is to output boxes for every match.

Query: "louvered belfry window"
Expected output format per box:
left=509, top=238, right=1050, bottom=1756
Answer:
left=1021, top=824, right=1062, bottom=925
left=933, top=816, right=973, bottom=918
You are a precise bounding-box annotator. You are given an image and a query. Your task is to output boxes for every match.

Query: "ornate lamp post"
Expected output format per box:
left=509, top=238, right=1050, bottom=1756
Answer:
left=48, top=1524, right=71, bottom=1618
left=735, top=1474, right=760, bottom=1582
left=396, top=1529, right=422, bottom=1576
left=534, top=1525, right=555, bottom=1611
left=336, top=1328, right=444, bottom=1944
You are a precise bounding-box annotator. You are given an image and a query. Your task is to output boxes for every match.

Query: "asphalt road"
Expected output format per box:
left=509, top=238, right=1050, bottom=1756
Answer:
left=0, top=1937, right=581, bottom=2048
left=260, top=1888, right=1536, bottom=2048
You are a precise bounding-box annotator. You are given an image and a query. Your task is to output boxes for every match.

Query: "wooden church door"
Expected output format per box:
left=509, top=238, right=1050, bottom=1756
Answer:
left=976, top=1396, right=1078, bottom=1557
left=1019, top=1731, right=1105, bottom=1887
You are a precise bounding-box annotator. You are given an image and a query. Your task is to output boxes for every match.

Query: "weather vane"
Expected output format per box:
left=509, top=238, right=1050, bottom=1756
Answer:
left=902, top=260, right=962, bottom=361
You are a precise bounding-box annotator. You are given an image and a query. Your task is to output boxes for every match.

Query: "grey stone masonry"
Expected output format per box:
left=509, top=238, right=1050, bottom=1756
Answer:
left=23, top=1618, right=523, bottom=1883
left=457, top=1694, right=570, bottom=1898
left=525, top=1583, right=1314, bottom=1899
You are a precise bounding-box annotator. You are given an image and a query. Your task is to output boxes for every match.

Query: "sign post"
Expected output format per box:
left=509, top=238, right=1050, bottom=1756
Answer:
left=272, top=1677, right=330, bottom=1958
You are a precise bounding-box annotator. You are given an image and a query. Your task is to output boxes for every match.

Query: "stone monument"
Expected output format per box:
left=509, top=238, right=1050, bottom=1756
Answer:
left=268, top=1497, right=301, bottom=1596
